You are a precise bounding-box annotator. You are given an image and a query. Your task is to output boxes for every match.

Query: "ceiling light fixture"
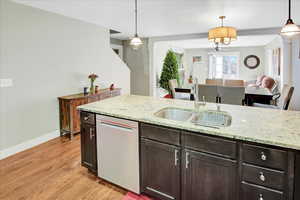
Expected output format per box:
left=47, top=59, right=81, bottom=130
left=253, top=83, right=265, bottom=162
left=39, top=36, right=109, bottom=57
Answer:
left=130, top=0, right=143, bottom=50
left=280, top=0, right=300, bottom=37
left=208, top=16, right=237, bottom=49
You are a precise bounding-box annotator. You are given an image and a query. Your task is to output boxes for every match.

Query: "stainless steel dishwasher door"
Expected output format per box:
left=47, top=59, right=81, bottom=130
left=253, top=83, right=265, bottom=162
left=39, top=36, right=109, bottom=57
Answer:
left=96, top=115, right=140, bottom=194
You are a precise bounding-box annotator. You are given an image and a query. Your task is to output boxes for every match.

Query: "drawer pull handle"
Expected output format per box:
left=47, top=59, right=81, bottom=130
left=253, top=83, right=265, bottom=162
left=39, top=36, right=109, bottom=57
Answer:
left=84, top=116, right=89, bottom=121
left=261, top=152, right=267, bottom=161
left=174, top=149, right=179, bottom=166
left=185, top=152, right=190, bottom=169
left=259, top=172, right=266, bottom=182
left=89, top=128, right=94, bottom=140
left=259, top=194, right=264, bottom=200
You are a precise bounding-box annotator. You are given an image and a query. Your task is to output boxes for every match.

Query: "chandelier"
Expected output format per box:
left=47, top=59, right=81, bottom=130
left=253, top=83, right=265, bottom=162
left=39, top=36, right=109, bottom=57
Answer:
left=208, top=16, right=237, bottom=47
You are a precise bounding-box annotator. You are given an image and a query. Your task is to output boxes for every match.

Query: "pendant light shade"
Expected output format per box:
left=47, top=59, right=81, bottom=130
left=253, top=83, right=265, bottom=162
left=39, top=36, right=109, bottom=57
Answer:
left=280, top=0, right=300, bottom=37
left=130, top=34, right=143, bottom=50
left=208, top=16, right=237, bottom=46
left=130, top=0, right=143, bottom=50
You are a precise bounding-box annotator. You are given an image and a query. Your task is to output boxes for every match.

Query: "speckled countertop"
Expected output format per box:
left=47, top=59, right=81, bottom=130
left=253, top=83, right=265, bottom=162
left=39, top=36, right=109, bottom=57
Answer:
left=78, top=95, right=300, bottom=151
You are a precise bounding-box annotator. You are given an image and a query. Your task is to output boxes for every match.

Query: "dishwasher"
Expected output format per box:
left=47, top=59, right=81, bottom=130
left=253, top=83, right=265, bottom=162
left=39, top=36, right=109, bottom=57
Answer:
left=96, top=115, right=140, bottom=194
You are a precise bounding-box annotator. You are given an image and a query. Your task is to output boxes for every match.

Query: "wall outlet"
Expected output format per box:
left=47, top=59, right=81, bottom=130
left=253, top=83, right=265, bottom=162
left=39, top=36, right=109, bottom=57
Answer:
left=0, top=79, right=13, bottom=88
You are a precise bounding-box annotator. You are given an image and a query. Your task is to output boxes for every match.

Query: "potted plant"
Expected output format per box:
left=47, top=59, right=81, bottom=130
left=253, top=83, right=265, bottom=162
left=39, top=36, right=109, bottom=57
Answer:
left=88, top=73, right=98, bottom=94
left=159, top=50, right=180, bottom=98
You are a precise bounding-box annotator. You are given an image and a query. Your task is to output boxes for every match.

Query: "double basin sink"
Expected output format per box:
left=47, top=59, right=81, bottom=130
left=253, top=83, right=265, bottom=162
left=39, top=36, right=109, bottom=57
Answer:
left=154, top=107, right=232, bottom=128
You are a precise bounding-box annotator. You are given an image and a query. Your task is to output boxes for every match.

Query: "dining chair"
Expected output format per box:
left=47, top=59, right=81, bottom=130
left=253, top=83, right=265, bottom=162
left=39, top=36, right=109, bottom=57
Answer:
left=198, top=84, right=218, bottom=103
left=174, top=88, right=193, bottom=100
left=205, top=79, right=223, bottom=86
left=223, top=79, right=245, bottom=87
left=253, top=84, right=294, bottom=110
left=217, top=86, right=245, bottom=105
left=168, top=79, right=178, bottom=98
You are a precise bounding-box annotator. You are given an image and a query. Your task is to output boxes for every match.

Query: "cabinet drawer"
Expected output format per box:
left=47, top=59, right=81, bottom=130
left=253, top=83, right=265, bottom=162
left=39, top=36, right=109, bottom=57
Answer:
left=140, top=123, right=180, bottom=146
left=242, top=164, right=285, bottom=191
left=80, top=112, right=95, bottom=125
left=242, top=144, right=287, bottom=171
left=111, top=90, right=121, bottom=97
left=241, top=182, right=283, bottom=200
left=182, top=131, right=237, bottom=159
left=99, top=92, right=111, bottom=100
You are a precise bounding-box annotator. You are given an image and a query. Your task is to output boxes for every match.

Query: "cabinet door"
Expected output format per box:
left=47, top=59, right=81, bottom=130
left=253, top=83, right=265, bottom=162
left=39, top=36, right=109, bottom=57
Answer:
left=141, top=139, right=181, bottom=200
left=182, top=150, right=237, bottom=200
left=80, top=123, right=97, bottom=174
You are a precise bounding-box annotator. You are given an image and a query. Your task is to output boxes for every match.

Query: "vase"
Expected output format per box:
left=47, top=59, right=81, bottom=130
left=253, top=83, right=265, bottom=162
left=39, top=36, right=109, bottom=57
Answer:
left=90, top=80, right=95, bottom=94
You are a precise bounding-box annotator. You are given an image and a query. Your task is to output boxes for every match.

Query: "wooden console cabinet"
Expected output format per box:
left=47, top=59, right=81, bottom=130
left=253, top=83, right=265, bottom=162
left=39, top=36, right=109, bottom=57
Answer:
left=58, top=88, right=120, bottom=139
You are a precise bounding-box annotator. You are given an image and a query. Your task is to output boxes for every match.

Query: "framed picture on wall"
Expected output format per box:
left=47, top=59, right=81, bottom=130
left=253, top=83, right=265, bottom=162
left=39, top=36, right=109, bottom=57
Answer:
left=272, top=48, right=281, bottom=76
left=193, top=56, right=202, bottom=63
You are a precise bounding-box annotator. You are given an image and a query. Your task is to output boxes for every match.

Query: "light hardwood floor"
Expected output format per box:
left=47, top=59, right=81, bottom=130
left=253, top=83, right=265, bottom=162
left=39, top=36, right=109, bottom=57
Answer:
left=0, top=135, right=127, bottom=200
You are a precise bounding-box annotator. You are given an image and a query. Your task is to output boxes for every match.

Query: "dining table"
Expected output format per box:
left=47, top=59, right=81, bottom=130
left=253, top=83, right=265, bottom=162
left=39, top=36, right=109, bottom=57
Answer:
left=174, top=84, right=275, bottom=106
left=244, top=86, right=275, bottom=106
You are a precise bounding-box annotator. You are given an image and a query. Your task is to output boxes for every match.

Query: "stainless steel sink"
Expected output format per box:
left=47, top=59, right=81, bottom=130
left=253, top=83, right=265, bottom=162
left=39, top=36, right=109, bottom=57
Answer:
left=154, top=107, right=193, bottom=122
left=154, top=107, right=232, bottom=128
left=191, top=110, right=232, bottom=128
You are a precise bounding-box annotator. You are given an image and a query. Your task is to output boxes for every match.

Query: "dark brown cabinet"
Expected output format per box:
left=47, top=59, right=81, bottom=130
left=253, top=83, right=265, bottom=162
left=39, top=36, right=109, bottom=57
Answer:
left=141, top=139, right=181, bottom=200
left=182, top=149, right=237, bottom=200
left=78, top=118, right=300, bottom=200
left=80, top=116, right=97, bottom=174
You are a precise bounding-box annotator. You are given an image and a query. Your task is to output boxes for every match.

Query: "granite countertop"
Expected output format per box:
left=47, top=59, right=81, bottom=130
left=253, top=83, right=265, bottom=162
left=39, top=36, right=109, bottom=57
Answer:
left=78, top=95, right=300, bottom=151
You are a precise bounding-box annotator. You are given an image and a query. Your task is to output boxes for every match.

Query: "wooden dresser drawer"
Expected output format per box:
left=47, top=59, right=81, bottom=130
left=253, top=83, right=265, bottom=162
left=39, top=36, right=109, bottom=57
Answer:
left=241, top=182, right=283, bottom=200
left=242, top=144, right=287, bottom=171
left=182, top=131, right=237, bottom=159
left=140, top=123, right=180, bottom=146
left=111, top=90, right=121, bottom=96
left=80, top=112, right=95, bottom=125
left=99, top=92, right=111, bottom=100
left=242, top=164, right=285, bottom=191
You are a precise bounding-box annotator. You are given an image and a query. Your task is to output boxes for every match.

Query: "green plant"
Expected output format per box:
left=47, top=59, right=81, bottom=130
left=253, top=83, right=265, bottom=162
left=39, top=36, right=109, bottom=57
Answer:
left=159, top=50, right=180, bottom=93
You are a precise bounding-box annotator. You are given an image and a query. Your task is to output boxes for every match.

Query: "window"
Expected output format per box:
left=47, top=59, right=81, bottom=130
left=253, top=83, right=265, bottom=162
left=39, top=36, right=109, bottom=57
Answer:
left=208, top=52, right=239, bottom=79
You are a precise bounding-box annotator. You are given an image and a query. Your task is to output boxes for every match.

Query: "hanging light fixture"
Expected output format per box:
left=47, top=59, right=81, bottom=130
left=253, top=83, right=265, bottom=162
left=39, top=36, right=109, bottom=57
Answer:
left=208, top=16, right=237, bottom=49
left=130, top=0, right=143, bottom=50
left=280, top=0, right=300, bottom=37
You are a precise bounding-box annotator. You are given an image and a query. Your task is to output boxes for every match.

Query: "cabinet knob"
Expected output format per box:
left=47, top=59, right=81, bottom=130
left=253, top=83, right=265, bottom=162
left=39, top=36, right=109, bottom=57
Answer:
left=261, top=152, right=267, bottom=161
left=259, top=172, right=266, bottom=182
left=259, top=194, right=264, bottom=200
left=84, top=116, right=89, bottom=121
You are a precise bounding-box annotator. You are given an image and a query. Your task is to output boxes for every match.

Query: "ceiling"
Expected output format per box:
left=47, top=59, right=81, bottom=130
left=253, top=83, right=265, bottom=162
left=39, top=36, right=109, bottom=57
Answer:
left=156, top=34, right=279, bottom=49
left=13, top=0, right=300, bottom=39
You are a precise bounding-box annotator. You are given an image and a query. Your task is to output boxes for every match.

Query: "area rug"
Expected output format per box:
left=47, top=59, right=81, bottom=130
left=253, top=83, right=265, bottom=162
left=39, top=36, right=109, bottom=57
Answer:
left=122, top=192, right=152, bottom=200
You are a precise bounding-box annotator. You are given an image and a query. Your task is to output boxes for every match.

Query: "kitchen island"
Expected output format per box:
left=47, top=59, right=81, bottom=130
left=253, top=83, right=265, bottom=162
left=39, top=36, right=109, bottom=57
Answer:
left=78, top=95, right=300, bottom=200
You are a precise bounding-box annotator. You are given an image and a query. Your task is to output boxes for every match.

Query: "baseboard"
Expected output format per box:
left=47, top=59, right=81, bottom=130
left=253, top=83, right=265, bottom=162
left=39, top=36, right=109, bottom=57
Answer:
left=0, top=130, right=60, bottom=160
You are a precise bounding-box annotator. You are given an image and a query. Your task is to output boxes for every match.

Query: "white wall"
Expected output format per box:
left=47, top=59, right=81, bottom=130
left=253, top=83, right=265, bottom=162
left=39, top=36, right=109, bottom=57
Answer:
left=184, top=46, right=266, bottom=83
left=0, top=0, right=130, bottom=153
left=290, top=38, right=300, bottom=110
left=123, top=39, right=150, bottom=96
left=264, top=36, right=284, bottom=84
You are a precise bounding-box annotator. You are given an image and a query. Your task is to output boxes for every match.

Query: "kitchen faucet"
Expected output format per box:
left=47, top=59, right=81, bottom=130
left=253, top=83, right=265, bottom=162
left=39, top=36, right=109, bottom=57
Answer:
left=193, top=78, right=205, bottom=111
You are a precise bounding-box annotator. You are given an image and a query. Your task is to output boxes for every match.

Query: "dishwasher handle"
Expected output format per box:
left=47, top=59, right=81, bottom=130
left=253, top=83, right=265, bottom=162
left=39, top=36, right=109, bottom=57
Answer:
left=99, top=119, right=136, bottom=131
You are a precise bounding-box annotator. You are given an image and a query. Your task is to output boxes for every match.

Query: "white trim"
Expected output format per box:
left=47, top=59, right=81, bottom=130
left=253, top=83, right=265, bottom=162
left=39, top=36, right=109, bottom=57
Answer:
left=111, top=44, right=123, bottom=60
left=0, top=130, right=60, bottom=160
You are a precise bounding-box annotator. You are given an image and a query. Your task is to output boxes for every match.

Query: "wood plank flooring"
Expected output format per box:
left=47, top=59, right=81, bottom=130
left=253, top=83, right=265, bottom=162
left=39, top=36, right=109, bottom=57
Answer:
left=0, top=135, right=127, bottom=200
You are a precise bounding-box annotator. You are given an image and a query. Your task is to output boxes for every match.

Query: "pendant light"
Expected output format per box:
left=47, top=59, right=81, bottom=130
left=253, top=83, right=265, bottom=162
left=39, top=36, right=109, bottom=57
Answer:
left=208, top=16, right=237, bottom=47
left=280, top=0, right=300, bottom=37
left=130, top=0, right=143, bottom=50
